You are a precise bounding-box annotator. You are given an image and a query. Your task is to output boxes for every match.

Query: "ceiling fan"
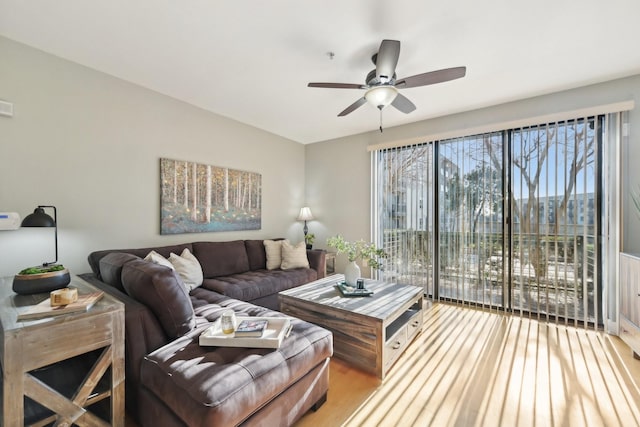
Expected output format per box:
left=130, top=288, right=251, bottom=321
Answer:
left=308, top=39, right=466, bottom=117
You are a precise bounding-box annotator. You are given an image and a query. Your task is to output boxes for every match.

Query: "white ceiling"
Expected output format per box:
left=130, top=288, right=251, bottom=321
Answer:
left=1, top=0, right=640, bottom=144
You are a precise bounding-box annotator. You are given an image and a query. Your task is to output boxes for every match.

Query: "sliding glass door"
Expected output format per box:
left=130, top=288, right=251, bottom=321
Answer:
left=375, top=143, right=435, bottom=295
left=375, top=116, right=604, bottom=326
left=438, top=132, right=505, bottom=309
left=510, top=117, right=602, bottom=325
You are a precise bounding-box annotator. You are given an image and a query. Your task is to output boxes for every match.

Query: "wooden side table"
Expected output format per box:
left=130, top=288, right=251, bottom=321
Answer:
left=0, top=275, right=125, bottom=427
left=325, top=252, right=337, bottom=275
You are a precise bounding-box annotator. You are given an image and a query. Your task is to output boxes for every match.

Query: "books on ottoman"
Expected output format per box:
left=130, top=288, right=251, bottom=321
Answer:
left=234, top=319, right=268, bottom=337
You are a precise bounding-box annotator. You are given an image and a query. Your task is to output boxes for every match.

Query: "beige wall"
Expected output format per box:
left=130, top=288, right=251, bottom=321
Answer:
left=0, top=37, right=307, bottom=277
left=2, top=34, right=639, bottom=279
left=307, top=74, right=640, bottom=273
left=305, top=134, right=372, bottom=274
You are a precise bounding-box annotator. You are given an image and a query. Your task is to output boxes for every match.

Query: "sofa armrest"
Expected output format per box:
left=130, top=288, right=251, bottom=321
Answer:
left=307, top=250, right=326, bottom=279
left=79, top=273, right=168, bottom=404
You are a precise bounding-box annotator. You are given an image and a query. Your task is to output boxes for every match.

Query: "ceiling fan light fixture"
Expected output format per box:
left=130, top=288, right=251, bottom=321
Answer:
left=364, top=85, right=398, bottom=109
left=308, top=40, right=466, bottom=118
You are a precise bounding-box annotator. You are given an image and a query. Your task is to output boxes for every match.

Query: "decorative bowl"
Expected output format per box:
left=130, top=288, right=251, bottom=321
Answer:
left=13, top=267, right=71, bottom=295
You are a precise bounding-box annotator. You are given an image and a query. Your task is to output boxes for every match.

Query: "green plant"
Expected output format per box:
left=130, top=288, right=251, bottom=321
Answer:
left=18, top=264, right=65, bottom=275
left=304, top=233, right=315, bottom=245
left=326, top=234, right=387, bottom=270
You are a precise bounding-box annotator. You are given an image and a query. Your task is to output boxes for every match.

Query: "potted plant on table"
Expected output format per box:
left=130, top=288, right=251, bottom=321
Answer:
left=326, top=234, right=386, bottom=286
left=304, top=233, right=316, bottom=249
left=13, top=264, right=71, bottom=295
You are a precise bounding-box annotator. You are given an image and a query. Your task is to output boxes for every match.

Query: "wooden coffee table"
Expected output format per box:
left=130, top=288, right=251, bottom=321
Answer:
left=279, top=274, right=423, bottom=379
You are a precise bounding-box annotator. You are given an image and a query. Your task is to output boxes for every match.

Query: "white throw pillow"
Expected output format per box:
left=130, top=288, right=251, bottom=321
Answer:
left=144, top=250, right=175, bottom=270
left=281, top=240, right=309, bottom=270
left=168, top=248, right=204, bottom=291
left=264, top=240, right=283, bottom=270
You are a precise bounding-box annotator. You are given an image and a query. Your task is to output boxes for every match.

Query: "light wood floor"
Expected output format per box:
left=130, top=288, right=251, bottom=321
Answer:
left=295, top=303, right=640, bottom=427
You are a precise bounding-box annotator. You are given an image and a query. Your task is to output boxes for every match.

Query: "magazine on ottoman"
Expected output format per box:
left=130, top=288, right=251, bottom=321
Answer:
left=199, top=316, right=292, bottom=348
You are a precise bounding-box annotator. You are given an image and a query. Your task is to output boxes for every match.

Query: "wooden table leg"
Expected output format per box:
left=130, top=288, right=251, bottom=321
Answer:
left=3, top=333, right=24, bottom=427
left=111, top=311, right=125, bottom=427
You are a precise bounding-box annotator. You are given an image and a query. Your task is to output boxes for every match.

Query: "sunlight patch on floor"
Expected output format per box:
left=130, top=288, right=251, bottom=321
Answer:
left=295, top=303, right=640, bottom=427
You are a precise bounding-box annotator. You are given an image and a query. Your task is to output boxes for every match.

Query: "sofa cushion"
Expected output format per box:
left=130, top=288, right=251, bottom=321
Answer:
left=200, top=268, right=317, bottom=303
left=190, top=287, right=275, bottom=319
left=168, top=248, right=203, bottom=291
left=98, top=252, right=141, bottom=292
left=192, top=241, right=250, bottom=278
left=281, top=240, right=310, bottom=270
left=121, top=259, right=196, bottom=339
left=87, top=243, right=193, bottom=276
left=139, top=309, right=333, bottom=426
left=144, top=250, right=175, bottom=270
left=244, top=240, right=267, bottom=271
left=263, top=240, right=283, bottom=270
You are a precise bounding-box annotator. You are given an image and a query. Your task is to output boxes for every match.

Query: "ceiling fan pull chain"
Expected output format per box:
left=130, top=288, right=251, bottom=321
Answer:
left=379, top=108, right=384, bottom=133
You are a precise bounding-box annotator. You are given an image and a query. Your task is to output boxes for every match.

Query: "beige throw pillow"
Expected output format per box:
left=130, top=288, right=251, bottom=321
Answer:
left=144, top=250, right=175, bottom=270
left=281, top=240, right=309, bottom=270
left=168, top=248, right=204, bottom=291
left=264, top=240, right=283, bottom=270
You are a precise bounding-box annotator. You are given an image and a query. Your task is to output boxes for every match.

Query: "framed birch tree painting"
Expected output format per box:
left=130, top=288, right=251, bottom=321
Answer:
left=160, top=158, right=262, bottom=234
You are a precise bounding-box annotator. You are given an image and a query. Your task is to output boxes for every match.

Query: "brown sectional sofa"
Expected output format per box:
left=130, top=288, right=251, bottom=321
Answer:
left=86, top=239, right=326, bottom=311
left=80, top=239, right=332, bottom=426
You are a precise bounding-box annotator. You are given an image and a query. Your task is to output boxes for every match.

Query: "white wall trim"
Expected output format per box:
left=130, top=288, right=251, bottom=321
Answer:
left=367, top=100, right=635, bottom=152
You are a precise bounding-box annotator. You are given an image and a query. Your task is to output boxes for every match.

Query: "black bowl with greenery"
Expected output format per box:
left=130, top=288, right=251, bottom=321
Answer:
left=13, top=264, right=71, bottom=295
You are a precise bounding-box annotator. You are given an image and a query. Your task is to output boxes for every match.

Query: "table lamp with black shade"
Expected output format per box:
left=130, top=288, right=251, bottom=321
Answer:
left=13, top=205, right=71, bottom=295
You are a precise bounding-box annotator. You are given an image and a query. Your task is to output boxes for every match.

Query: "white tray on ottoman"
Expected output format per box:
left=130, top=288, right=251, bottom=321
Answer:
left=199, top=316, right=291, bottom=348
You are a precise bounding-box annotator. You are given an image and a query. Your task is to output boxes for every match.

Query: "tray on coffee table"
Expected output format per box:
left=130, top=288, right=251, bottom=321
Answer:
left=335, top=282, right=374, bottom=297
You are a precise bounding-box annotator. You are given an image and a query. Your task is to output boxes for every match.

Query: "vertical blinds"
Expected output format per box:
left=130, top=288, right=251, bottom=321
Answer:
left=374, top=115, right=607, bottom=328
left=437, top=132, right=505, bottom=311
left=509, top=117, right=602, bottom=326
left=375, top=143, right=434, bottom=296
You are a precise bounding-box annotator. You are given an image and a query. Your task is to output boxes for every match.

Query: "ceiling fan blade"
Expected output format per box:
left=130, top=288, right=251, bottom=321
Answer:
left=338, top=97, right=367, bottom=117
left=391, top=93, right=416, bottom=114
left=376, top=40, right=400, bottom=82
left=395, top=66, right=466, bottom=89
left=308, top=82, right=366, bottom=89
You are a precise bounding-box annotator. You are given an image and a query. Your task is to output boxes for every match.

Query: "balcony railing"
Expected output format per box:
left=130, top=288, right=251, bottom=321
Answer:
left=380, top=230, right=599, bottom=323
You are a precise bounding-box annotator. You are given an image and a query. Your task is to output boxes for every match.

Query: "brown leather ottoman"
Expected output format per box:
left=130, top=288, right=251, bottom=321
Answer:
left=138, top=319, right=332, bottom=426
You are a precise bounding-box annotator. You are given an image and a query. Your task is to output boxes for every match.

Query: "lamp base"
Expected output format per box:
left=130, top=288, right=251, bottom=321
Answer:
left=13, top=268, right=71, bottom=295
